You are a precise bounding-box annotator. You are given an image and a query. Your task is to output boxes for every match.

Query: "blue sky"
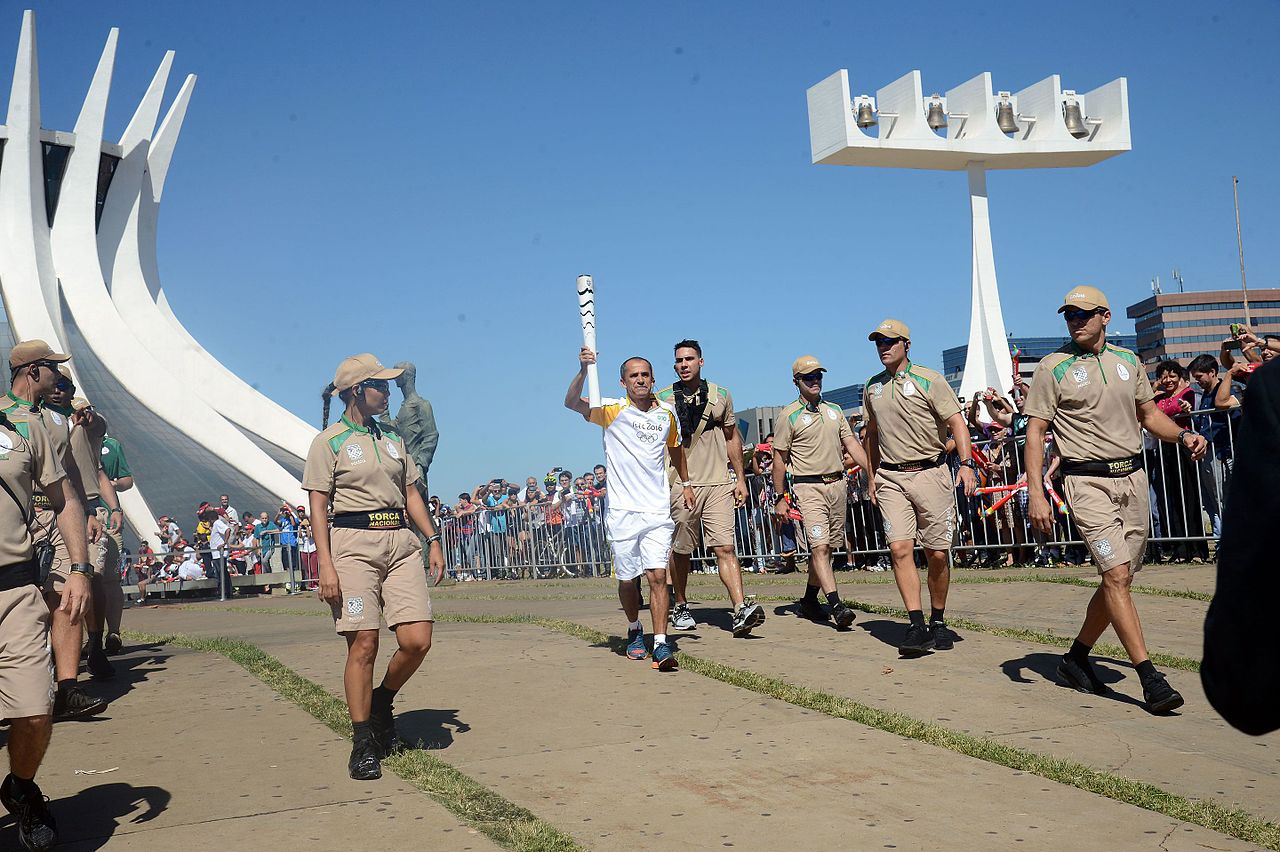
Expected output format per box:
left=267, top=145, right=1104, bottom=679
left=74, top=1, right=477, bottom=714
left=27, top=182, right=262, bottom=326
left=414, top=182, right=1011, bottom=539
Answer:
left=18, top=1, right=1279, bottom=501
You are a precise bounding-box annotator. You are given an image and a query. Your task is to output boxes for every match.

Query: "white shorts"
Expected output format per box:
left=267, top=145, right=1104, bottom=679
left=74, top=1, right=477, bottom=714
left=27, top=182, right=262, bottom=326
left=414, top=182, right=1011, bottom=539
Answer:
left=607, top=509, right=673, bottom=581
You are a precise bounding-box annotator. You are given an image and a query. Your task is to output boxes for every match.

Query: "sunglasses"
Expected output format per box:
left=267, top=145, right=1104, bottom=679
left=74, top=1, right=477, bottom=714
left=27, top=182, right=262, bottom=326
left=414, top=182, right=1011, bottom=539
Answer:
left=361, top=379, right=390, bottom=393
left=53, top=379, right=73, bottom=392
left=797, top=373, right=824, bottom=384
left=1063, top=308, right=1103, bottom=323
left=873, top=336, right=901, bottom=348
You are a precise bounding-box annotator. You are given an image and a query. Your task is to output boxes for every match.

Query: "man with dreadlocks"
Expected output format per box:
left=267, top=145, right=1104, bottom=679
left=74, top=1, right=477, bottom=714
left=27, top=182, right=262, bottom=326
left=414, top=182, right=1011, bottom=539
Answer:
left=656, top=340, right=764, bottom=637
left=303, top=353, right=445, bottom=781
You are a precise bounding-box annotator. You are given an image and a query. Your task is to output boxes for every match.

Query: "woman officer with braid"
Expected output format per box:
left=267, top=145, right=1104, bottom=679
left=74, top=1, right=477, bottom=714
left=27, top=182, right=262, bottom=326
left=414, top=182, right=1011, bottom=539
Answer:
left=303, top=354, right=445, bottom=780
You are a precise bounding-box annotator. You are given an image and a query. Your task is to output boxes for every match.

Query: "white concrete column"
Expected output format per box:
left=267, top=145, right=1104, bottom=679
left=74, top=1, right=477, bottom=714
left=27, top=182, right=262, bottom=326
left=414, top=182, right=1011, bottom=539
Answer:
left=958, top=161, right=1013, bottom=406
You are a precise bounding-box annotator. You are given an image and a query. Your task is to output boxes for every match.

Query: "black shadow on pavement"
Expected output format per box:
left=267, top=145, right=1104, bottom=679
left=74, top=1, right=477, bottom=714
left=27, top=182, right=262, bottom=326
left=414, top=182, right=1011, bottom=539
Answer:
left=81, top=652, right=170, bottom=706
left=771, top=603, right=842, bottom=631
left=3, top=782, right=172, bottom=851
left=1000, top=652, right=1147, bottom=709
left=396, top=708, right=472, bottom=751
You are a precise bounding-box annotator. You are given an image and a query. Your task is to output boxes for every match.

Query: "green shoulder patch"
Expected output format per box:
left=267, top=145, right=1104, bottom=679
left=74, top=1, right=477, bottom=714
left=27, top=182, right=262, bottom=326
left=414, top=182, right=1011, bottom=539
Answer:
left=11, top=421, right=30, bottom=440
left=656, top=387, right=674, bottom=402
left=906, top=367, right=933, bottom=393
left=1052, top=355, right=1080, bottom=383
left=1110, top=347, right=1139, bottom=367
left=327, top=428, right=354, bottom=455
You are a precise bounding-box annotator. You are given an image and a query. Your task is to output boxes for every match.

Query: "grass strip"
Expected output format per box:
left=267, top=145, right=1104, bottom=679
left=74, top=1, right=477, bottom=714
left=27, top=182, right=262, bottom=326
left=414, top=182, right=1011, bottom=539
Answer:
left=124, top=629, right=583, bottom=852
left=173, top=596, right=1201, bottom=673
left=435, top=614, right=1278, bottom=850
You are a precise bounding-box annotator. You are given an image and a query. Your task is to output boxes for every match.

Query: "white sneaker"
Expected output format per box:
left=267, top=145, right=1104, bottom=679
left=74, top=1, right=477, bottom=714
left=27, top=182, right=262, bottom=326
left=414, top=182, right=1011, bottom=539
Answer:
left=669, top=603, right=696, bottom=631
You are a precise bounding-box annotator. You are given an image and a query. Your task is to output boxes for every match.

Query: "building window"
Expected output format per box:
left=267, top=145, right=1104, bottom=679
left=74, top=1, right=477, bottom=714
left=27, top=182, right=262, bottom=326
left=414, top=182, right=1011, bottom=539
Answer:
left=95, top=152, right=120, bottom=231
left=41, top=142, right=73, bottom=227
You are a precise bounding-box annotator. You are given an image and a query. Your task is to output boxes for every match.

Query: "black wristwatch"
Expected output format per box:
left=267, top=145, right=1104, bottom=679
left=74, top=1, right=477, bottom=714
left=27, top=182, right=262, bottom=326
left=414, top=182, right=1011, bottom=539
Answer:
left=1177, top=429, right=1191, bottom=445
left=959, top=459, right=978, bottom=470
left=425, top=533, right=441, bottom=545
left=69, top=563, right=94, bottom=577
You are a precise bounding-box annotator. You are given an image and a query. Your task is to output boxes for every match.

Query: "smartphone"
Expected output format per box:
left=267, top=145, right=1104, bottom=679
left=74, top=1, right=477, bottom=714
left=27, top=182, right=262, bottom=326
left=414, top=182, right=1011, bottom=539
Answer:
left=1224, top=340, right=1242, bottom=351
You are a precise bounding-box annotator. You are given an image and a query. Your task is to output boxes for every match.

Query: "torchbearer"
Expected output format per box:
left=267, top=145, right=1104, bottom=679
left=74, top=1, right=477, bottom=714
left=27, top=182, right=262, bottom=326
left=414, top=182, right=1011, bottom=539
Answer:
left=863, top=320, right=976, bottom=657
left=565, top=349, right=694, bottom=672
left=1023, top=286, right=1205, bottom=714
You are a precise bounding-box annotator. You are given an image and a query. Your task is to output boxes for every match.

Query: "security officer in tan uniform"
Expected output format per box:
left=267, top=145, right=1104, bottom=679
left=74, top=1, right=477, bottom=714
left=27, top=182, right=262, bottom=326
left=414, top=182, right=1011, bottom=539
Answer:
left=2, top=341, right=109, bottom=721
left=63, top=394, right=125, bottom=675
left=1024, top=286, right=1205, bottom=714
left=0, top=375, right=91, bottom=850
left=864, top=319, right=976, bottom=657
left=657, top=340, right=764, bottom=637
left=772, top=355, right=869, bottom=629
left=305, top=354, right=445, bottom=780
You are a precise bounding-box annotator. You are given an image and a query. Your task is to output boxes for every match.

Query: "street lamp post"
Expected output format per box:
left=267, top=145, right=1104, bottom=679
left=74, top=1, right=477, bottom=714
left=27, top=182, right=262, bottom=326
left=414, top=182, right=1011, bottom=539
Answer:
left=807, top=69, right=1131, bottom=401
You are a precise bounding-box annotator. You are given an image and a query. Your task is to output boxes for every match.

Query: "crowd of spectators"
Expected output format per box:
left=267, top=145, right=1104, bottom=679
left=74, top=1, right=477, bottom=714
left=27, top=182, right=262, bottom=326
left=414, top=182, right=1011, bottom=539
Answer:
left=128, top=493, right=320, bottom=599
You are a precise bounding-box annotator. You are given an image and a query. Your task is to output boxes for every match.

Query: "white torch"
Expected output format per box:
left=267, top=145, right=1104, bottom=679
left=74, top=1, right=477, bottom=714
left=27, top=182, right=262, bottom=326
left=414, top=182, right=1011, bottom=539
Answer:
left=576, top=274, right=601, bottom=408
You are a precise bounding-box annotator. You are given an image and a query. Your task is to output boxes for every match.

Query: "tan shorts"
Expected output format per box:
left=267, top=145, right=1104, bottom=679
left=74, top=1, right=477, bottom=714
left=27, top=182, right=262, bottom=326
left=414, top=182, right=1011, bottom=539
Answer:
left=670, top=482, right=736, bottom=554
left=94, top=508, right=122, bottom=584
left=0, top=585, right=53, bottom=719
left=793, top=479, right=846, bottom=548
left=1063, top=470, right=1149, bottom=574
left=329, top=527, right=434, bottom=633
left=31, top=507, right=74, bottom=597
left=875, top=465, right=956, bottom=551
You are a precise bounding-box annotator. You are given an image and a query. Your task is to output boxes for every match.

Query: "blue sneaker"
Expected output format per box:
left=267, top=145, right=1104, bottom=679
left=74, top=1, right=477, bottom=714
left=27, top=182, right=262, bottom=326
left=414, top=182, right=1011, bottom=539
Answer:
left=651, top=642, right=678, bottom=671
left=626, top=627, right=647, bottom=660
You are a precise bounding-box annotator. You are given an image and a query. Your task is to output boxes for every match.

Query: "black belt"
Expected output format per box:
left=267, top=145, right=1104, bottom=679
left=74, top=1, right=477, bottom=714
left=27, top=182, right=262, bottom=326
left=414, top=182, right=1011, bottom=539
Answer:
left=1061, top=455, right=1143, bottom=478
left=0, top=558, right=40, bottom=592
left=793, top=472, right=844, bottom=484
left=880, top=453, right=946, bottom=473
left=332, top=509, right=406, bottom=530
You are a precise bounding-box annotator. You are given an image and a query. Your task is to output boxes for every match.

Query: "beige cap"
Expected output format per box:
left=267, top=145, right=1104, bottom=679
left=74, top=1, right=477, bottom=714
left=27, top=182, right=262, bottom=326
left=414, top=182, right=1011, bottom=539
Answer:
left=57, top=364, right=75, bottom=383
left=71, top=397, right=92, bottom=411
left=9, top=339, right=70, bottom=370
left=1058, top=285, right=1109, bottom=313
left=868, top=318, right=910, bottom=341
left=791, top=355, right=826, bottom=376
left=332, top=353, right=403, bottom=391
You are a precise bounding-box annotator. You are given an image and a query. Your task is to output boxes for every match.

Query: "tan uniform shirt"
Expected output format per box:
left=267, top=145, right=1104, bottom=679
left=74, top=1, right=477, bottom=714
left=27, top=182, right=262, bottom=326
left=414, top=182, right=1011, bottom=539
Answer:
left=1, top=395, right=73, bottom=497
left=657, top=381, right=735, bottom=486
left=68, top=421, right=101, bottom=501
left=772, top=397, right=850, bottom=476
left=1024, top=342, right=1153, bottom=461
left=864, top=362, right=961, bottom=464
left=0, top=413, right=64, bottom=565
left=303, top=416, right=419, bottom=514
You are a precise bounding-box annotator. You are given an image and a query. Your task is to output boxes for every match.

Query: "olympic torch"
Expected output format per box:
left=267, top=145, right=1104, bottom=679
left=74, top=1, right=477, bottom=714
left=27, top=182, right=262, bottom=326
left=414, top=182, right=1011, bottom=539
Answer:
left=577, top=274, right=601, bottom=407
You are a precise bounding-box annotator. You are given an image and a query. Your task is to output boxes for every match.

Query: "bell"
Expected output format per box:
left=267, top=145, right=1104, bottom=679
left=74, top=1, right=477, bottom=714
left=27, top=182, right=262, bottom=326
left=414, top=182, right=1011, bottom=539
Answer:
left=1063, top=100, right=1089, bottom=139
left=996, top=100, right=1019, bottom=134
left=926, top=95, right=946, bottom=131
left=855, top=101, right=877, bottom=129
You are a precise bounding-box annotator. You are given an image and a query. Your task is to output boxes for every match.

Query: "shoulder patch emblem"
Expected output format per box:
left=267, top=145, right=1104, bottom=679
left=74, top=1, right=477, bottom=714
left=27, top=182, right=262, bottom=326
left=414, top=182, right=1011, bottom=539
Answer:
left=49, top=411, right=63, bottom=426
left=385, top=441, right=400, bottom=460
left=801, top=414, right=813, bottom=425
left=826, top=408, right=838, bottom=420
left=1071, top=365, right=1089, bottom=385
left=345, top=444, right=364, bottom=462
left=0, top=432, right=12, bottom=455
left=1116, top=363, right=1130, bottom=381
left=871, top=383, right=884, bottom=398
left=101, top=445, right=110, bottom=455
left=902, top=380, right=916, bottom=397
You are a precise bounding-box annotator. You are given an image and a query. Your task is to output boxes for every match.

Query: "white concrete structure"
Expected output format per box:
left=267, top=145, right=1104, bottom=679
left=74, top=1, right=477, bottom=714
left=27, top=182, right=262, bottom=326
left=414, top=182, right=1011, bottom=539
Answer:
left=0, top=11, right=310, bottom=544
left=807, top=69, right=1131, bottom=402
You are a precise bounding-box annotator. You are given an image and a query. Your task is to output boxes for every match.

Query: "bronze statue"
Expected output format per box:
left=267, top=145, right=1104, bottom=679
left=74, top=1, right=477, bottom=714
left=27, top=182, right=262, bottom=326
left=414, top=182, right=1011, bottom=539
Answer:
left=379, top=361, right=439, bottom=501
